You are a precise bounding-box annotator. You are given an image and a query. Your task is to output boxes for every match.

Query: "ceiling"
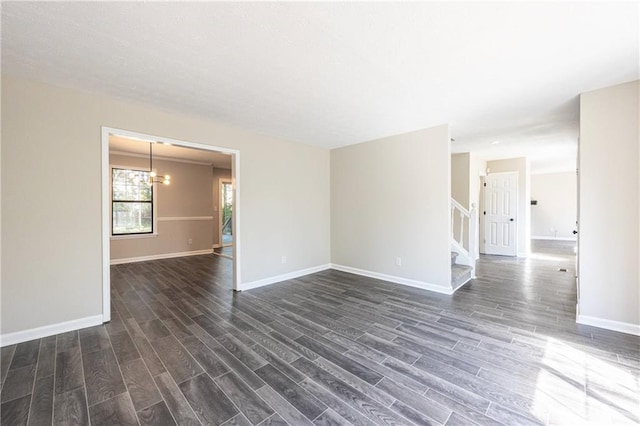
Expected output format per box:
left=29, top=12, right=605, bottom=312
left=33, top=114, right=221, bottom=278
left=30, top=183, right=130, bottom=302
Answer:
left=110, top=135, right=232, bottom=169
left=2, top=2, right=638, bottom=173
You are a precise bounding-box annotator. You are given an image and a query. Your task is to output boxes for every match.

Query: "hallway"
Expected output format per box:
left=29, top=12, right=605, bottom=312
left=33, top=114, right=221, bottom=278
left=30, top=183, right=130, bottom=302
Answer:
left=465, top=239, right=579, bottom=333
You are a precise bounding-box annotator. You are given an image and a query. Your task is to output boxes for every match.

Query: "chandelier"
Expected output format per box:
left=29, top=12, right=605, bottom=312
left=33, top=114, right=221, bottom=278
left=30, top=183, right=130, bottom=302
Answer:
left=148, top=142, right=170, bottom=185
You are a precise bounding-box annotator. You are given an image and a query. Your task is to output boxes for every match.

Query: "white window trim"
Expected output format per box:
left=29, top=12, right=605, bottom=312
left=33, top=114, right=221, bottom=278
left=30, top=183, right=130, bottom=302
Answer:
left=110, top=164, right=159, bottom=240
left=110, top=233, right=158, bottom=240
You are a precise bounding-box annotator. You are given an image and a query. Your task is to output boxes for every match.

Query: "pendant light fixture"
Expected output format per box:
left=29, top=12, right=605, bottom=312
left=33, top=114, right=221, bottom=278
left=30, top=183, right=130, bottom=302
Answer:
left=148, top=142, right=171, bottom=185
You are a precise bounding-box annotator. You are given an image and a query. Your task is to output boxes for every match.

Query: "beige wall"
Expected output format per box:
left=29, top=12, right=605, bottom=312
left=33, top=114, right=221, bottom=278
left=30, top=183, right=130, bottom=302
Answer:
left=579, top=80, right=639, bottom=330
left=451, top=152, right=486, bottom=211
left=484, top=157, right=530, bottom=256
left=451, top=153, right=470, bottom=208
left=109, top=154, right=215, bottom=260
left=212, top=167, right=232, bottom=246
left=451, top=153, right=472, bottom=251
left=331, top=125, right=452, bottom=291
left=531, top=171, right=577, bottom=239
left=1, top=75, right=330, bottom=335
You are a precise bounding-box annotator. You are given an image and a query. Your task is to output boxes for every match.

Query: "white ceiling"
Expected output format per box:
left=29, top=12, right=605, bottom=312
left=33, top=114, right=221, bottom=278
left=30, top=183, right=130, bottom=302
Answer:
left=2, top=2, right=638, bottom=173
left=452, top=120, right=579, bottom=175
left=110, top=135, right=232, bottom=169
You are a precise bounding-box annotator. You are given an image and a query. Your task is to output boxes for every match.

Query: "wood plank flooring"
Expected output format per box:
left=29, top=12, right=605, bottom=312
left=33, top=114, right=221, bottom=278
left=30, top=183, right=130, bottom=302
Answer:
left=1, top=241, right=639, bottom=425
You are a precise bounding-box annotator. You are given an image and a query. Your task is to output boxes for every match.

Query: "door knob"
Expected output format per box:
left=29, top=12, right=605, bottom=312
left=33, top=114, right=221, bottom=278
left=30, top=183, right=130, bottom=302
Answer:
left=509, top=218, right=514, bottom=222
left=573, top=230, right=578, bottom=235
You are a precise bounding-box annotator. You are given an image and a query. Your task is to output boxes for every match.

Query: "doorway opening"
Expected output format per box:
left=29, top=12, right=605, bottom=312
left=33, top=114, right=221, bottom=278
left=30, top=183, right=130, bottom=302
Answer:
left=214, top=178, right=234, bottom=259
left=101, top=127, right=241, bottom=323
left=220, top=180, right=233, bottom=246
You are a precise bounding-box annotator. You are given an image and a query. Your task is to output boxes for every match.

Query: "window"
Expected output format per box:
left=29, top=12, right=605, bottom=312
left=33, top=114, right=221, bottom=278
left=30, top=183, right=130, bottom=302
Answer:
left=111, top=168, right=154, bottom=235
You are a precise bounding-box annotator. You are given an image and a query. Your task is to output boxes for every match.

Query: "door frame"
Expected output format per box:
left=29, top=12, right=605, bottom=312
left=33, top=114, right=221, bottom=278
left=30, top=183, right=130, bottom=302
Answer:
left=575, top=137, right=580, bottom=319
left=101, top=126, right=242, bottom=323
left=218, top=178, right=233, bottom=247
left=482, top=171, right=519, bottom=256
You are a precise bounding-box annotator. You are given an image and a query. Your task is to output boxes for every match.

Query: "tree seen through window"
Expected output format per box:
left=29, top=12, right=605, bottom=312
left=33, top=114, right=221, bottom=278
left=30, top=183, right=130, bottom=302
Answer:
left=112, top=168, right=153, bottom=235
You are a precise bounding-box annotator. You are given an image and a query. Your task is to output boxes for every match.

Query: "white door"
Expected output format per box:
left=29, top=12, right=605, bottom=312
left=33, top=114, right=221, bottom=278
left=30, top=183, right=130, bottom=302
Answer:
left=484, top=172, right=518, bottom=256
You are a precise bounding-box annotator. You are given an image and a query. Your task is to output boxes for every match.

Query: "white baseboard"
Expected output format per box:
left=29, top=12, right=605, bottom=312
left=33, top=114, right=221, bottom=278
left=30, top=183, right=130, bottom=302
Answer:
left=1, top=315, right=103, bottom=347
left=330, top=264, right=455, bottom=295
left=111, top=249, right=214, bottom=265
left=577, top=314, right=640, bottom=336
left=239, top=264, right=332, bottom=291
left=531, top=236, right=577, bottom=241
left=212, top=244, right=222, bottom=249
left=517, top=252, right=528, bottom=258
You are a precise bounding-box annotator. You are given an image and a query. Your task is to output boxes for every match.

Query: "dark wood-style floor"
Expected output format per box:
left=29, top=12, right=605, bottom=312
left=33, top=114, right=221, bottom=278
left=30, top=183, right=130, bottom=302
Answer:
left=213, top=246, right=233, bottom=259
left=1, top=241, right=639, bottom=425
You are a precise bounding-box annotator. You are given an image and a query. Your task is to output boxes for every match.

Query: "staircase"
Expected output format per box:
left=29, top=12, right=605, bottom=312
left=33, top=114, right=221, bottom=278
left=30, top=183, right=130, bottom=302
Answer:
left=451, top=198, right=477, bottom=289
left=451, top=251, right=473, bottom=288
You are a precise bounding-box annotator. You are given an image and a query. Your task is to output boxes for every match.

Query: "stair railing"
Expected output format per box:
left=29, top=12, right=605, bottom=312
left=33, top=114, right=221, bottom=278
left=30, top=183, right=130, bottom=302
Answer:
left=451, top=198, right=478, bottom=262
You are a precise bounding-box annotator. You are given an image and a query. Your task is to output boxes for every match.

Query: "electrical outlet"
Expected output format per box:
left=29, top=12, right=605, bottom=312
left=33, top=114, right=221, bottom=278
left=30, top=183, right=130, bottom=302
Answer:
left=188, top=238, right=193, bottom=244
left=395, top=257, right=402, bottom=266
left=281, top=256, right=287, bottom=264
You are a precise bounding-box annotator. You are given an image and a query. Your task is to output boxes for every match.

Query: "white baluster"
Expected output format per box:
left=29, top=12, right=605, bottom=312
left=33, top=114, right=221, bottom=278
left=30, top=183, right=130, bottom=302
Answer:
left=469, top=203, right=477, bottom=261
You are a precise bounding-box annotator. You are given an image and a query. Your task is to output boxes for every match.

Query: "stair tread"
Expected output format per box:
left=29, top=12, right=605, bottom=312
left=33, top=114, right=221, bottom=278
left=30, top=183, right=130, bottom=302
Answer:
left=451, top=264, right=473, bottom=286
